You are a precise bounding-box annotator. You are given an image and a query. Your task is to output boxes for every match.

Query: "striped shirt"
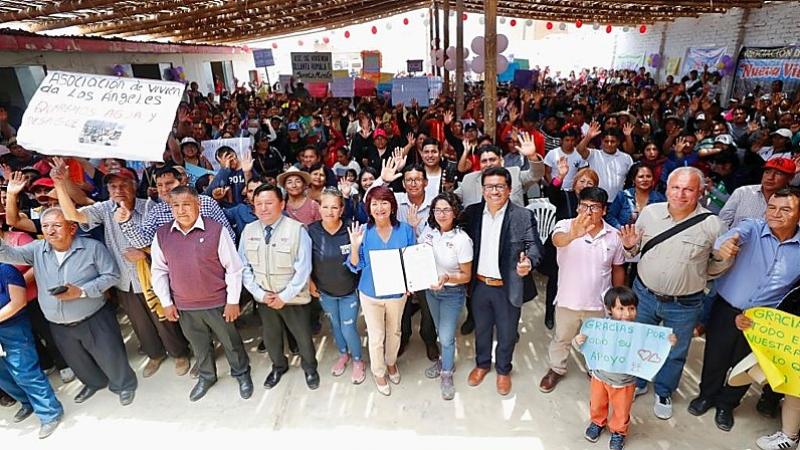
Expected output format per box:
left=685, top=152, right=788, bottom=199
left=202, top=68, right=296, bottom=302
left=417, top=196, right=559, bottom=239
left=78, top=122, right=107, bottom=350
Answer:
left=718, top=184, right=767, bottom=228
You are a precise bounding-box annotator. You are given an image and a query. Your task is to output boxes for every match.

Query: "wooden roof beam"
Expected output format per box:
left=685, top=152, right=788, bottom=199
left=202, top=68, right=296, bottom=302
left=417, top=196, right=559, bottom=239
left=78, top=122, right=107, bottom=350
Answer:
left=0, top=0, right=119, bottom=23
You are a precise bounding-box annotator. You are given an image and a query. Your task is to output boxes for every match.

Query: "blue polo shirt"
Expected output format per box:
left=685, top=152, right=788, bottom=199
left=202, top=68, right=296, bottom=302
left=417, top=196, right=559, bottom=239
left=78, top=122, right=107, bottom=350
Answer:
left=715, top=219, right=800, bottom=310
left=0, top=263, right=28, bottom=328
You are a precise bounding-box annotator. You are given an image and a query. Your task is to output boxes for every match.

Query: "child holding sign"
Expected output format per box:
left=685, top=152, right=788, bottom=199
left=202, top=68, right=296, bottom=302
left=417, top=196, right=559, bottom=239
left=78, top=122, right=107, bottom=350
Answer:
left=574, top=286, right=677, bottom=450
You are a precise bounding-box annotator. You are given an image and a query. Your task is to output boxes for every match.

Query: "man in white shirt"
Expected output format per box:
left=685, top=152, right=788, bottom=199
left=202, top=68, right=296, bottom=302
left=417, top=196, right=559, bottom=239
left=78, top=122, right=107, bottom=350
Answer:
left=577, top=122, right=633, bottom=202
left=543, top=127, right=587, bottom=189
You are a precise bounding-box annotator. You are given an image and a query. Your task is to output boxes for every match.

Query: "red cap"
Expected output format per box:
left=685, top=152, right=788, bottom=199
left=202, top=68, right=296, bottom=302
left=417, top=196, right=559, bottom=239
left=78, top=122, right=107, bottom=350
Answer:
left=31, top=177, right=54, bottom=190
left=373, top=128, right=388, bottom=140
left=103, top=168, right=136, bottom=184
left=764, top=157, right=797, bottom=176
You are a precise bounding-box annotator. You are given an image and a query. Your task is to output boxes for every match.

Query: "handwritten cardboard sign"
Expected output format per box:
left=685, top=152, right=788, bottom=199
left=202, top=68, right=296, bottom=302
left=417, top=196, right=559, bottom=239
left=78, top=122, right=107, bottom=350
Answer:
left=744, top=307, right=800, bottom=396
left=579, top=318, right=673, bottom=381
left=291, top=52, right=333, bottom=81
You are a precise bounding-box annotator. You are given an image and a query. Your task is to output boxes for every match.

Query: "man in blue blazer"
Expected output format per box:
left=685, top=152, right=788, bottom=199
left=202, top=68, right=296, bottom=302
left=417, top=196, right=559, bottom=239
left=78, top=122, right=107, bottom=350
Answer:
left=461, top=166, right=542, bottom=396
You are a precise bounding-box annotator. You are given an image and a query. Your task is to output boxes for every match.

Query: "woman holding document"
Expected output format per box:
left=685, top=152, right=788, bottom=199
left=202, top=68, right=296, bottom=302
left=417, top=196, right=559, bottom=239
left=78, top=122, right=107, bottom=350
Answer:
left=416, top=192, right=473, bottom=400
left=346, top=185, right=415, bottom=396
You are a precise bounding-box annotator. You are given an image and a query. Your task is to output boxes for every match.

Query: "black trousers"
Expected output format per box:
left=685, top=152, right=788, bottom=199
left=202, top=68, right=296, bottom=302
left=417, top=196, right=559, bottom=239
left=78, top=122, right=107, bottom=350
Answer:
left=257, top=302, right=317, bottom=373
left=178, top=306, right=250, bottom=383
left=698, top=296, right=751, bottom=409
left=49, top=304, right=138, bottom=393
left=115, top=289, right=190, bottom=359
left=401, top=291, right=437, bottom=347
left=28, top=299, right=68, bottom=371
left=472, top=282, right=521, bottom=375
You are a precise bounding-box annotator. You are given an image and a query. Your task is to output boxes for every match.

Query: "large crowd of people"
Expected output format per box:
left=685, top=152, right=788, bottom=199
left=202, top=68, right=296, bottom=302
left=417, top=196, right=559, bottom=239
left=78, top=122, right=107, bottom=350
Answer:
left=0, top=64, right=799, bottom=450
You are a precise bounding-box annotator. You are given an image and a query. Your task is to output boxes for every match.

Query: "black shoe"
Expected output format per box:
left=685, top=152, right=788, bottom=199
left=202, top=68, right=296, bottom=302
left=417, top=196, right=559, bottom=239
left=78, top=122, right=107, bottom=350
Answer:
left=263, top=367, right=289, bottom=389
left=189, top=378, right=217, bottom=402
left=257, top=341, right=267, bottom=353
left=237, top=374, right=254, bottom=399
left=756, top=393, right=780, bottom=418
left=13, top=404, right=33, bottom=423
left=74, top=386, right=99, bottom=404
left=544, top=316, right=555, bottom=330
left=305, top=370, right=320, bottom=390
left=714, top=407, right=734, bottom=431
left=688, top=397, right=713, bottom=416
left=425, top=343, right=440, bottom=362
left=288, top=342, right=299, bottom=355
left=460, top=318, right=475, bottom=335
left=0, top=391, right=17, bottom=407
left=119, top=390, right=135, bottom=406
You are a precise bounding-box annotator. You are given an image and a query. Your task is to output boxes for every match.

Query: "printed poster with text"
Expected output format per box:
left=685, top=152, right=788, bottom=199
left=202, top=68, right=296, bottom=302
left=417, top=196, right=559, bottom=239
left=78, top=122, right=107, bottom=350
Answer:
left=732, top=46, right=800, bottom=100
left=744, top=307, right=800, bottom=396
left=291, top=52, right=333, bottom=82
left=579, top=319, right=672, bottom=381
left=17, top=71, right=184, bottom=162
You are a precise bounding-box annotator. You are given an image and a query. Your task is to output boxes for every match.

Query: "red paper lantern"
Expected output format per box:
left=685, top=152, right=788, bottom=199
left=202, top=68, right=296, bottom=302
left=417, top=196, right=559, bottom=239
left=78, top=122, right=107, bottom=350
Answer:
left=605, top=24, right=612, bottom=33
left=323, top=36, right=330, bottom=44
left=403, top=18, right=409, bottom=25
left=271, top=43, right=278, bottom=49
left=371, top=26, right=377, bottom=34
left=546, top=22, right=553, bottom=30
left=344, top=30, right=350, bottom=38
left=639, top=24, right=647, bottom=33
left=509, top=19, right=517, bottom=27
left=462, top=13, right=468, bottom=20
left=575, top=19, right=583, bottom=28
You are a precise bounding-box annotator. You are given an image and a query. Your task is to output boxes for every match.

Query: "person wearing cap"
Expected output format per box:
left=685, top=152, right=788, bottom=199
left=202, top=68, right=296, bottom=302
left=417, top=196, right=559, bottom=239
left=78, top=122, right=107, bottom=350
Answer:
left=689, top=187, right=800, bottom=431
left=275, top=122, right=307, bottom=165
left=52, top=160, right=192, bottom=379
left=176, top=137, right=213, bottom=171
left=719, top=157, right=796, bottom=228
left=444, top=111, right=481, bottom=164
left=365, top=128, right=394, bottom=172
left=253, top=133, right=285, bottom=179
left=757, top=128, right=796, bottom=161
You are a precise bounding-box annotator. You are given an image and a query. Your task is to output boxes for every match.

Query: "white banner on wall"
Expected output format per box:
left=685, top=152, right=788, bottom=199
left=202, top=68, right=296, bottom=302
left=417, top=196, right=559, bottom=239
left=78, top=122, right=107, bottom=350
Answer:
left=17, top=71, right=185, bottom=162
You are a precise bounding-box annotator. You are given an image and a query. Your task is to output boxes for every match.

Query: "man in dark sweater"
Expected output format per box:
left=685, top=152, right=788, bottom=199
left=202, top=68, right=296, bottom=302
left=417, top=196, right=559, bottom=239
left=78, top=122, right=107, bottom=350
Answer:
left=150, top=186, right=253, bottom=402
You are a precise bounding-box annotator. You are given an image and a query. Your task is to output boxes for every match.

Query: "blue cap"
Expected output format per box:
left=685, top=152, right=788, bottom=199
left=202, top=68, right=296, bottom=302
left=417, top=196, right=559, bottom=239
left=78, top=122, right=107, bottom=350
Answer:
left=288, top=122, right=300, bottom=131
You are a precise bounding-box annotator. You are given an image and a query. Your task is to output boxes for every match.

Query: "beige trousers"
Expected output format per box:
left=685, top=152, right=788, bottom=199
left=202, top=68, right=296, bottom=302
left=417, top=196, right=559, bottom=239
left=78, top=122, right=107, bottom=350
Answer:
left=360, top=292, right=407, bottom=378
left=548, top=306, right=605, bottom=375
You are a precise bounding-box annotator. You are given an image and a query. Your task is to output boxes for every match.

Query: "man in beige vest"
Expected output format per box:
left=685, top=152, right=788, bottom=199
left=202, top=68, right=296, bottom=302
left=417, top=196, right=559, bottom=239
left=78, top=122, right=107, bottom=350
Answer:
left=239, top=184, right=319, bottom=390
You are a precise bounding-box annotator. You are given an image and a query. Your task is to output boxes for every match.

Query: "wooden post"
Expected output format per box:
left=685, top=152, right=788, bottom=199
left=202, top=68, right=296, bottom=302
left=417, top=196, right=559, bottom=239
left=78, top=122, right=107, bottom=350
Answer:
left=443, top=0, right=450, bottom=94
left=434, top=2, right=441, bottom=77
left=484, top=0, right=497, bottom=143
left=455, top=0, right=464, bottom=118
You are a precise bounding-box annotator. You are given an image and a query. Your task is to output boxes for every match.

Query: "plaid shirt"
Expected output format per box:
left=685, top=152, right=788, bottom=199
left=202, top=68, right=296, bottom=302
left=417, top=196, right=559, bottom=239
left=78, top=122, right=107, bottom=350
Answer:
left=120, top=195, right=234, bottom=249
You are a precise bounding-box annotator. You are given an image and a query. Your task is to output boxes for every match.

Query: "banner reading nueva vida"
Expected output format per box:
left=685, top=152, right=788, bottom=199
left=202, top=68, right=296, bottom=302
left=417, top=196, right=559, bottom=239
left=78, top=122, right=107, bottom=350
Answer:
left=732, top=46, right=800, bottom=100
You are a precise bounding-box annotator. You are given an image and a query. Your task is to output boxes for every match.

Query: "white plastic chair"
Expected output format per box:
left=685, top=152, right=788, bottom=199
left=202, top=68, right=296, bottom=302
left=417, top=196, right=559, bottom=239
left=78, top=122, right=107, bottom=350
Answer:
left=527, top=198, right=557, bottom=244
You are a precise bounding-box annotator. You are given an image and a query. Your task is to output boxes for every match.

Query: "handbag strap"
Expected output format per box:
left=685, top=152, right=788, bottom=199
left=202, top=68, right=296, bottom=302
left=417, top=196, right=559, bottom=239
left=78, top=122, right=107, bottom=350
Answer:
left=640, top=213, right=713, bottom=257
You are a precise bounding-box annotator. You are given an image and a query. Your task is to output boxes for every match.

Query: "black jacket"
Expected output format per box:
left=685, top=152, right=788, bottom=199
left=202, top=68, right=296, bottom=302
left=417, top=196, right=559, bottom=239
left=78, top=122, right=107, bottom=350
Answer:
left=462, top=200, right=543, bottom=307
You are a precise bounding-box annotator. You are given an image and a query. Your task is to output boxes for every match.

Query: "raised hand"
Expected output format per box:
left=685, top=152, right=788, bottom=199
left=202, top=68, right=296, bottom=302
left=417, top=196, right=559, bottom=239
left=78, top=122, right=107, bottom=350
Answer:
left=516, top=251, right=532, bottom=277
left=443, top=110, right=454, bottom=125
left=516, top=131, right=539, bottom=158
left=240, top=151, right=254, bottom=173
left=338, top=179, right=353, bottom=197
left=49, top=156, right=69, bottom=185
left=508, top=105, right=519, bottom=124
left=694, top=129, right=707, bottom=143
left=392, top=147, right=407, bottom=169
left=380, top=154, right=402, bottom=183
left=406, top=204, right=421, bottom=229
left=622, top=122, right=634, bottom=137
left=347, top=222, right=365, bottom=248
left=212, top=186, right=230, bottom=201
left=587, top=121, right=602, bottom=139
left=675, top=136, right=690, bottom=155
left=718, top=232, right=741, bottom=260
left=620, top=224, right=643, bottom=249
left=556, top=156, right=569, bottom=179
left=6, top=171, right=26, bottom=196
left=114, top=202, right=132, bottom=223
left=569, top=212, right=594, bottom=238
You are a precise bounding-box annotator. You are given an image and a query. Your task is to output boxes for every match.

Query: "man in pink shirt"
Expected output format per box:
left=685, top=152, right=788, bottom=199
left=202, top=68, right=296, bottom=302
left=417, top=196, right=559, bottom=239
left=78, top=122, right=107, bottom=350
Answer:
left=539, top=187, right=625, bottom=393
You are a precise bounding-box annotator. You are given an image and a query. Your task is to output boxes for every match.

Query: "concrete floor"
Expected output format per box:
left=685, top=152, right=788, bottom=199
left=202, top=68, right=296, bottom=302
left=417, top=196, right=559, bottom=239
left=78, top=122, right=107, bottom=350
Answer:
left=0, top=277, right=777, bottom=449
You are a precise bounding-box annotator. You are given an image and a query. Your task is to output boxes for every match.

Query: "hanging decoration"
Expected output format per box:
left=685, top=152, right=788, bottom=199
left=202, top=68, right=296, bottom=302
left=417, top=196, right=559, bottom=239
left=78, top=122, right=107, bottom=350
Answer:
left=371, top=26, right=377, bottom=34
left=622, top=26, right=630, bottom=32
left=559, top=22, right=567, bottom=31
left=639, top=24, right=647, bottom=33
left=271, top=42, right=278, bottom=49
left=575, top=19, right=583, bottom=28
left=525, top=19, right=533, bottom=27
left=546, top=22, right=553, bottom=30
left=509, top=19, right=517, bottom=27
left=322, top=37, right=330, bottom=44
left=386, top=23, right=392, bottom=30
left=344, top=30, right=350, bottom=38
left=403, top=18, right=409, bottom=25
left=593, top=23, right=600, bottom=30
left=605, top=24, right=613, bottom=33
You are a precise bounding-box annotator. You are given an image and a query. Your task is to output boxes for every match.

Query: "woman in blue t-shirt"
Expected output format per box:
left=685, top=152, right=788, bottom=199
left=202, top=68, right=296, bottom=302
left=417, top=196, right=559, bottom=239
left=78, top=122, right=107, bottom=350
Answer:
left=347, top=185, right=415, bottom=396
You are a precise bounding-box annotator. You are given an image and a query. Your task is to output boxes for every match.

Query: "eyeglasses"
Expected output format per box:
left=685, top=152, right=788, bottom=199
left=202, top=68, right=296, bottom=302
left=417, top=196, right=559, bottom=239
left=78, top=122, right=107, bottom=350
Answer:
left=483, top=184, right=508, bottom=192
left=404, top=178, right=424, bottom=185
left=433, top=208, right=454, bottom=215
left=577, top=203, right=603, bottom=213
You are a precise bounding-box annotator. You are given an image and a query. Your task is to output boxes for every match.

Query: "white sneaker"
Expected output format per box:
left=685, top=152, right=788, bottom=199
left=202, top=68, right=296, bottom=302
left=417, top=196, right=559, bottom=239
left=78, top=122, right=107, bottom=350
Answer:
left=653, top=393, right=673, bottom=420
left=757, top=431, right=799, bottom=450
left=634, top=384, right=648, bottom=398
left=59, top=368, right=76, bottom=384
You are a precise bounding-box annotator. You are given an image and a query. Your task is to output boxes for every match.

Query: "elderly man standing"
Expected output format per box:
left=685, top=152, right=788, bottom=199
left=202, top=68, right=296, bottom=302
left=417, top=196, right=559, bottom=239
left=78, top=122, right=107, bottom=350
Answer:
left=239, top=184, right=319, bottom=390
left=688, top=188, right=800, bottom=431
left=150, top=187, right=252, bottom=402
left=621, top=167, right=730, bottom=420
left=461, top=167, right=542, bottom=396
left=0, top=207, right=136, bottom=406
left=53, top=161, right=191, bottom=379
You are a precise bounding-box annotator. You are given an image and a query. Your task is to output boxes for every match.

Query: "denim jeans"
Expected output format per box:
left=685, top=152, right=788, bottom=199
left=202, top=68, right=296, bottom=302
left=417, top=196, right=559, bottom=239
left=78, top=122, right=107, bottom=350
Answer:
left=0, top=321, right=63, bottom=424
left=319, top=291, right=362, bottom=361
left=426, top=285, right=467, bottom=372
left=633, top=278, right=704, bottom=397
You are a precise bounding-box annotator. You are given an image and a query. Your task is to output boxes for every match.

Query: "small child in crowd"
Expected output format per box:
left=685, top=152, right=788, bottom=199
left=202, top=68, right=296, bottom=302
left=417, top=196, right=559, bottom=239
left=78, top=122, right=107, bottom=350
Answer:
left=574, top=286, right=676, bottom=450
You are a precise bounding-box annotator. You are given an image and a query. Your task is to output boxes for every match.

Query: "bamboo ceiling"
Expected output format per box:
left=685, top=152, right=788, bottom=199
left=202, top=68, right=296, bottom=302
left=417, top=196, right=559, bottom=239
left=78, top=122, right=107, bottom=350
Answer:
left=0, top=0, right=772, bottom=45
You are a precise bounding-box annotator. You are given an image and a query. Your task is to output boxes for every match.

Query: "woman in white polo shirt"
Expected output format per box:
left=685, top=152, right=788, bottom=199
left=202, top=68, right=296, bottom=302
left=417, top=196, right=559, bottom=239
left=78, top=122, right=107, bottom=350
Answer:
left=416, top=192, right=473, bottom=401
